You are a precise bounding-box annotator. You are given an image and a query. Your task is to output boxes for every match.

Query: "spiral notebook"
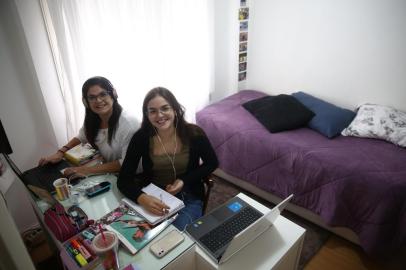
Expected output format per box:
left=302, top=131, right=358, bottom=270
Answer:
left=121, top=183, right=185, bottom=225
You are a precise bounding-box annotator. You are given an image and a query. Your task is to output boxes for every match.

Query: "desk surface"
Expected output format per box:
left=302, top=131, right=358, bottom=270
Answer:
left=36, top=174, right=194, bottom=270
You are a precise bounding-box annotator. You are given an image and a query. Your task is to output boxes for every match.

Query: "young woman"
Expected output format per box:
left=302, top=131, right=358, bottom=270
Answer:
left=118, top=87, right=218, bottom=231
left=38, top=76, right=138, bottom=176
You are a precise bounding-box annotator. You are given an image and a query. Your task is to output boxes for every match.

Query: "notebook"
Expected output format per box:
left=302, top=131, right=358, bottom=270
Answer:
left=186, top=193, right=293, bottom=264
left=121, top=183, right=185, bottom=225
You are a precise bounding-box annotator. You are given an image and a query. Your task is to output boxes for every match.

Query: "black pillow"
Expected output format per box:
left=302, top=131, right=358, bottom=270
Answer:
left=242, top=94, right=315, bottom=133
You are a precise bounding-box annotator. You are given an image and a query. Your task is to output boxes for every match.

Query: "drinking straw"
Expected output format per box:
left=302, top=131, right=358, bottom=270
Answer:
left=98, top=224, right=107, bottom=247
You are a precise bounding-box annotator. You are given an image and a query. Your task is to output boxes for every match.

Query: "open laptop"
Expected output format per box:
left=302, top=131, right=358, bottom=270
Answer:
left=186, top=193, right=293, bottom=264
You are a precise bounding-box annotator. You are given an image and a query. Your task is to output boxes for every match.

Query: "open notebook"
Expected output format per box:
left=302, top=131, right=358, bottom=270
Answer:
left=121, top=183, right=185, bottom=225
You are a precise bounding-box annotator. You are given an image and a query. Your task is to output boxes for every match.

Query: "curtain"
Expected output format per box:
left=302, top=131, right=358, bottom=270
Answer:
left=40, top=0, right=213, bottom=139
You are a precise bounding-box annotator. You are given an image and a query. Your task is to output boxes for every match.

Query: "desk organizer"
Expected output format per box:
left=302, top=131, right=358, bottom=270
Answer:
left=61, top=231, right=101, bottom=270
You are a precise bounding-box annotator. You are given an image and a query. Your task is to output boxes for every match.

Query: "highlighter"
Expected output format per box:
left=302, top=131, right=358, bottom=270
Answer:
left=67, top=244, right=88, bottom=267
left=71, top=239, right=92, bottom=260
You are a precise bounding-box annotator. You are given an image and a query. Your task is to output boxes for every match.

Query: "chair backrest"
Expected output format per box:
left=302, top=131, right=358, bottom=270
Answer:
left=202, top=174, right=215, bottom=214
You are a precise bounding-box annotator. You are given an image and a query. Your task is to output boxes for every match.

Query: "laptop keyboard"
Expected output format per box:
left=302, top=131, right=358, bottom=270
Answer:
left=199, top=206, right=263, bottom=253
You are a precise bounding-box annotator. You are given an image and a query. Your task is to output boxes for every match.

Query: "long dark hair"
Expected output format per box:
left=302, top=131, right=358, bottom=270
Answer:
left=141, top=87, right=191, bottom=144
left=82, top=76, right=122, bottom=148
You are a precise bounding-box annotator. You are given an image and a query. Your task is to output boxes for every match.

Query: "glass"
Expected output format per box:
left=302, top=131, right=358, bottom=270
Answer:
left=87, top=91, right=110, bottom=103
left=147, top=105, right=173, bottom=116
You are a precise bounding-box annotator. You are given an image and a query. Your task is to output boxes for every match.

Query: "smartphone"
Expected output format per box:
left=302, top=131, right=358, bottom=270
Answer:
left=85, top=181, right=111, bottom=198
left=150, top=230, right=185, bottom=258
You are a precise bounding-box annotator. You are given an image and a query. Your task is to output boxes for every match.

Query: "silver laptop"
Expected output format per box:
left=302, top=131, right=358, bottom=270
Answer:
left=186, top=193, right=293, bottom=264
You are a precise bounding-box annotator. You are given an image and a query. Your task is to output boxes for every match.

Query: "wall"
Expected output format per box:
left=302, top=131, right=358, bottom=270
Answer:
left=248, top=0, right=406, bottom=111
left=211, top=0, right=240, bottom=102
left=0, top=0, right=58, bottom=231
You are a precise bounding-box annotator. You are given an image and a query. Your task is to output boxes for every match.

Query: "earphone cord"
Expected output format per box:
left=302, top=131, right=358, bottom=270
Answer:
left=155, top=117, right=178, bottom=182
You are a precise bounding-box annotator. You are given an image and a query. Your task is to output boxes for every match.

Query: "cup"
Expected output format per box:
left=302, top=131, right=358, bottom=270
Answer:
left=92, top=231, right=119, bottom=270
left=53, top=178, right=70, bottom=201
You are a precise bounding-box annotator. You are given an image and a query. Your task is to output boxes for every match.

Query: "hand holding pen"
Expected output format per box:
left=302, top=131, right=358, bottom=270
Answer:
left=137, top=193, right=170, bottom=216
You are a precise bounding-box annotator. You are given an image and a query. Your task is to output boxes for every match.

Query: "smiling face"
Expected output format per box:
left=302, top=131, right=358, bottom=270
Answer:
left=86, top=85, right=114, bottom=117
left=146, top=95, right=175, bottom=132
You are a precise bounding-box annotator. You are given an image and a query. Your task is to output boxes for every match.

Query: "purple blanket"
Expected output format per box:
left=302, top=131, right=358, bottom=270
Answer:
left=197, top=90, right=406, bottom=255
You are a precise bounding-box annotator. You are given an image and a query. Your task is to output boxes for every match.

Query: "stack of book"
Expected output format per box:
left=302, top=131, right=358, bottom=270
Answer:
left=64, top=144, right=100, bottom=166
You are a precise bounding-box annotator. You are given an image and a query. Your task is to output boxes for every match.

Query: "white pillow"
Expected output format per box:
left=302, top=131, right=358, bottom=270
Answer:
left=341, top=104, right=406, bottom=147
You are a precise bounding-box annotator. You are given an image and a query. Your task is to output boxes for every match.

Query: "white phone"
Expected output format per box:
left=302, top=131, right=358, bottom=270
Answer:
left=150, top=230, right=185, bottom=258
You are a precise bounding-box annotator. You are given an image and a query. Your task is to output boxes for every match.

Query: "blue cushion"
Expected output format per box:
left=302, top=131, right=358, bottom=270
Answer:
left=292, top=91, right=356, bottom=138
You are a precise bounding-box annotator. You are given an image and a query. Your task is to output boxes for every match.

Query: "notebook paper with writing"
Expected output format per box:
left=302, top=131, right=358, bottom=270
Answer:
left=121, top=183, right=185, bottom=225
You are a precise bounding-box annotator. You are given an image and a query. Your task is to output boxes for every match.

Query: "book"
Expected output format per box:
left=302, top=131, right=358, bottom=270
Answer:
left=64, top=143, right=98, bottom=166
left=106, top=213, right=176, bottom=255
left=121, top=183, right=185, bottom=226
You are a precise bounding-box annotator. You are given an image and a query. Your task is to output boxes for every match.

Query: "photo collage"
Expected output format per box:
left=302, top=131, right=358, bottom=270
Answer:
left=238, top=0, right=249, bottom=82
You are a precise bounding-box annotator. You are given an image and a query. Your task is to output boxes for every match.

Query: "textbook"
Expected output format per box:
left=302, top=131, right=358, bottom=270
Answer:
left=64, top=143, right=98, bottom=166
left=106, top=213, right=176, bottom=255
left=121, top=183, right=185, bottom=226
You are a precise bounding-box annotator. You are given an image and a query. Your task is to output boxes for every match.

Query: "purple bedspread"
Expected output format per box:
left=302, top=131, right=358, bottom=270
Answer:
left=196, top=90, right=406, bottom=255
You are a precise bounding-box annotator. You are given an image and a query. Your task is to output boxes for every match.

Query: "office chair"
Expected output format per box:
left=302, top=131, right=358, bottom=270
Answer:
left=202, top=174, right=215, bottom=214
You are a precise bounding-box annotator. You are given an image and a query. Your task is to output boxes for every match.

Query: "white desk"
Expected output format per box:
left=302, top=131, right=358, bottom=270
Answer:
left=165, top=193, right=306, bottom=270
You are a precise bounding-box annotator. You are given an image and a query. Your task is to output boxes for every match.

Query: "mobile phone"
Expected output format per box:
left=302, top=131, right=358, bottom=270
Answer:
left=150, top=230, right=185, bottom=258
left=85, top=181, right=111, bottom=198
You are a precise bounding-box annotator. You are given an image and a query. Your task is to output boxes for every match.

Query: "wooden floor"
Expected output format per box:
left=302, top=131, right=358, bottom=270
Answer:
left=304, top=235, right=405, bottom=270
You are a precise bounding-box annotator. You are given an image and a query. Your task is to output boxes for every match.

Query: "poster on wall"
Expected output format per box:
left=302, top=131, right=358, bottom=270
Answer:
left=239, top=42, right=248, bottom=52
left=239, top=8, right=249, bottom=20
left=239, top=32, right=248, bottom=42
left=238, top=72, right=247, bottom=82
left=240, top=21, right=248, bottom=31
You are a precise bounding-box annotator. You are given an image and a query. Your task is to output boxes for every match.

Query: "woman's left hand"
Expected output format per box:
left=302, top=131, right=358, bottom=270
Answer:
left=166, top=179, right=184, bottom=195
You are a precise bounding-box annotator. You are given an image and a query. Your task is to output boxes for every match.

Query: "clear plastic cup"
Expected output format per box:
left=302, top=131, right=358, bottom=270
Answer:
left=91, top=231, right=119, bottom=270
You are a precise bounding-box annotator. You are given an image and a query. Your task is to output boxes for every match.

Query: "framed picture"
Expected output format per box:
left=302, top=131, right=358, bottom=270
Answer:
left=239, top=42, right=248, bottom=52
left=239, top=8, right=249, bottom=20
left=240, top=21, right=248, bottom=31
left=238, top=72, right=247, bottom=82
left=240, top=0, right=247, bottom=7
left=239, top=32, right=248, bottom=42
left=239, top=53, right=247, bottom=63
left=239, top=62, right=247, bottom=72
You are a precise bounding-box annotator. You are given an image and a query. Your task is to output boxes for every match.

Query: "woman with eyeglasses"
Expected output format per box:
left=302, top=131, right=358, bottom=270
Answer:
left=118, top=87, right=218, bottom=231
left=38, top=76, right=139, bottom=177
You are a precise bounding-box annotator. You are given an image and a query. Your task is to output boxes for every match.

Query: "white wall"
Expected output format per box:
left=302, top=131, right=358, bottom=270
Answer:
left=0, top=0, right=58, bottom=231
left=211, top=0, right=240, bottom=102
left=247, top=0, right=406, bottom=111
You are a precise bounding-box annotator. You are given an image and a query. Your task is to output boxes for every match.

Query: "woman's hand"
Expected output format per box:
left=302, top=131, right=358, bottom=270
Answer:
left=166, top=179, right=184, bottom=195
left=63, top=166, right=89, bottom=177
left=38, top=151, right=64, bottom=166
left=137, top=193, right=170, bottom=216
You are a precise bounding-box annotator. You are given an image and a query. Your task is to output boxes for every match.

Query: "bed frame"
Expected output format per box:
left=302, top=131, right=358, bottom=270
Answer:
left=213, top=168, right=360, bottom=245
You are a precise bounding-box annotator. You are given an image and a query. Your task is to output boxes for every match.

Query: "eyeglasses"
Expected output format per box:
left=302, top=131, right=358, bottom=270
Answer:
left=87, top=91, right=110, bottom=103
left=147, top=105, right=173, bottom=116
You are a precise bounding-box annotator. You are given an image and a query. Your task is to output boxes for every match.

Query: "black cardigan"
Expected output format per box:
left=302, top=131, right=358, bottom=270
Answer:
left=117, top=125, right=218, bottom=202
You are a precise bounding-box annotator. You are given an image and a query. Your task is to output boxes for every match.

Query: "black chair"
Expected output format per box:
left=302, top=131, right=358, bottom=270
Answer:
left=202, top=174, right=215, bottom=214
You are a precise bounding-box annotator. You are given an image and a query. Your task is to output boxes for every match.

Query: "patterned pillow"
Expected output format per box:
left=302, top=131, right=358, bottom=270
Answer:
left=341, top=104, right=406, bottom=147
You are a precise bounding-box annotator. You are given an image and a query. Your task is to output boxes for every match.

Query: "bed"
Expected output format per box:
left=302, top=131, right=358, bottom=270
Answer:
left=196, top=90, right=406, bottom=256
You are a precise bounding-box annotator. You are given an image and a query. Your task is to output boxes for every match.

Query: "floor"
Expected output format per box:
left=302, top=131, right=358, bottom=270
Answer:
left=27, top=229, right=405, bottom=270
